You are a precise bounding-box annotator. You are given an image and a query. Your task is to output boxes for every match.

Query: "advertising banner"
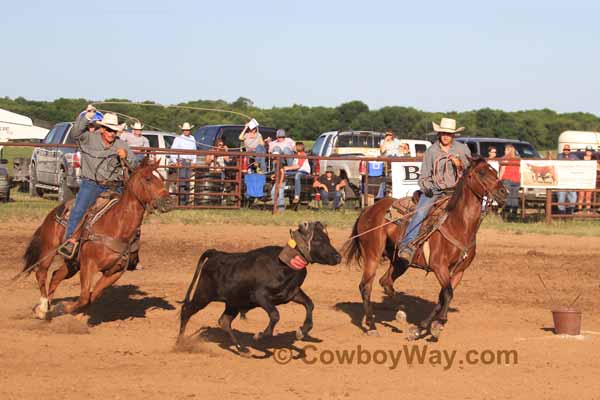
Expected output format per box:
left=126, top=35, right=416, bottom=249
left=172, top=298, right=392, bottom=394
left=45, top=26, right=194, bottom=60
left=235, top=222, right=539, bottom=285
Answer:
left=520, top=160, right=597, bottom=189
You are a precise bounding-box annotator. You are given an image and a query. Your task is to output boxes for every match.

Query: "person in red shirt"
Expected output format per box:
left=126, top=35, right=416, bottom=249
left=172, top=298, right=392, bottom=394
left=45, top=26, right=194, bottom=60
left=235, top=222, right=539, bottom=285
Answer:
left=499, top=144, right=520, bottom=218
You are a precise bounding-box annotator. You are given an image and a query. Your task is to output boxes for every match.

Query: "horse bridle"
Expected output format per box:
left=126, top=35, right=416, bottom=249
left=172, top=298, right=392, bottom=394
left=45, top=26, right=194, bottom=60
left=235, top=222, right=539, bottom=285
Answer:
left=465, top=163, right=502, bottom=202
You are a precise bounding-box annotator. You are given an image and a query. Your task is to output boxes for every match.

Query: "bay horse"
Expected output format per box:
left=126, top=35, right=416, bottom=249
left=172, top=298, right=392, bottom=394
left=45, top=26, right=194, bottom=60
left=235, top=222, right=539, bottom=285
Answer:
left=22, top=158, right=175, bottom=319
left=344, top=156, right=507, bottom=340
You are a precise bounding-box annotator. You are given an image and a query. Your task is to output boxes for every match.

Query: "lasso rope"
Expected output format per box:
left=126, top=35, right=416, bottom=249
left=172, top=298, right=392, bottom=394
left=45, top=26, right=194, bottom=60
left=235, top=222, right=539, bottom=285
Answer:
left=90, top=101, right=251, bottom=151
left=432, top=153, right=461, bottom=188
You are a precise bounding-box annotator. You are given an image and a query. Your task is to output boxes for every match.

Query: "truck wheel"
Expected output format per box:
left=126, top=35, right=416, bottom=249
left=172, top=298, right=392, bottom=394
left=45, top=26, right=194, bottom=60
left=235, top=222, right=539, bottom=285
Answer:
left=58, top=169, right=74, bottom=203
left=29, top=164, right=44, bottom=197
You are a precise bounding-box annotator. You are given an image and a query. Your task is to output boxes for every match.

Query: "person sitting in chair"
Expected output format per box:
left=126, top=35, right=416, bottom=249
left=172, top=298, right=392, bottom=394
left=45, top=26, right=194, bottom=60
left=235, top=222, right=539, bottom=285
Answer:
left=397, top=117, right=471, bottom=263
left=282, top=142, right=311, bottom=204
left=58, top=108, right=136, bottom=259
left=313, top=166, right=347, bottom=209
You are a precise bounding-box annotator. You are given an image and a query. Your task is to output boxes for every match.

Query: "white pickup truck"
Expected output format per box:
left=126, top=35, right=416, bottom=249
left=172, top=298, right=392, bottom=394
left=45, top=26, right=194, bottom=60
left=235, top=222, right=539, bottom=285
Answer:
left=310, top=130, right=430, bottom=187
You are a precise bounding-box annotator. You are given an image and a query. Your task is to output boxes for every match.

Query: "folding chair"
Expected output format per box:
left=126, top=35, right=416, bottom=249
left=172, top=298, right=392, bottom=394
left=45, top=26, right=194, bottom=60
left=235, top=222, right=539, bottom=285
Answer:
left=243, top=173, right=268, bottom=209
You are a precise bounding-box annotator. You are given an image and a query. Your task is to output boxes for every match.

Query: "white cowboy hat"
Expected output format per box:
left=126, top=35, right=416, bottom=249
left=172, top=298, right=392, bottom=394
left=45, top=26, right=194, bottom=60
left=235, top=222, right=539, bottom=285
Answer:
left=131, top=121, right=144, bottom=130
left=432, top=118, right=465, bottom=135
left=96, top=113, right=121, bottom=131
left=179, top=122, right=194, bottom=131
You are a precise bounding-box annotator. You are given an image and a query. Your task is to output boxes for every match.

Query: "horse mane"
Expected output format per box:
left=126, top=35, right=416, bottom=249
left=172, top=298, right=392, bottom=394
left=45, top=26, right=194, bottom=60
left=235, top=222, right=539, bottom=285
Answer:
left=446, top=155, right=485, bottom=211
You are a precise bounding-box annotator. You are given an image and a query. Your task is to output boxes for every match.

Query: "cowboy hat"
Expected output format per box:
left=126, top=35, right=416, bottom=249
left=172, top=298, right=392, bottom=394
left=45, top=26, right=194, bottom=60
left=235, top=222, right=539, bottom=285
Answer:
left=432, top=118, right=465, bottom=135
left=96, top=113, right=121, bottom=131
left=179, top=122, right=194, bottom=131
left=131, top=121, right=144, bottom=130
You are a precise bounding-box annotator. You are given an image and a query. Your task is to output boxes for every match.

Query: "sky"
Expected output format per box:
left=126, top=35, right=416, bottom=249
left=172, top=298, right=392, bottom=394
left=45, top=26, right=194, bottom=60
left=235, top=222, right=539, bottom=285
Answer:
left=1, top=0, right=599, bottom=114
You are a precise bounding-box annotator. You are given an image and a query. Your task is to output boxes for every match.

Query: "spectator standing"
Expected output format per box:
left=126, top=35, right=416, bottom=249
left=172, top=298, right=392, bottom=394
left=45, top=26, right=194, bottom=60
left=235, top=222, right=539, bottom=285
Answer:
left=120, top=121, right=150, bottom=161
left=499, top=144, right=520, bottom=218
left=557, top=144, right=578, bottom=214
left=170, top=122, right=197, bottom=206
left=577, top=145, right=596, bottom=212
left=379, top=128, right=402, bottom=157
left=313, top=166, right=347, bottom=209
left=239, top=119, right=267, bottom=172
left=487, top=146, right=497, bottom=159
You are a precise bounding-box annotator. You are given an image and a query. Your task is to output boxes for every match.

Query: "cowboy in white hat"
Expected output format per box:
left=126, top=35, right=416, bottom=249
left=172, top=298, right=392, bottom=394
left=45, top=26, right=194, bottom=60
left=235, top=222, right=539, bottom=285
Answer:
left=58, top=109, right=136, bottom=259
left=397, top=117, right=471, bottom=263
left=169, top=122, right=197, bottom=205
left=120, top=120, right=150, bottom=148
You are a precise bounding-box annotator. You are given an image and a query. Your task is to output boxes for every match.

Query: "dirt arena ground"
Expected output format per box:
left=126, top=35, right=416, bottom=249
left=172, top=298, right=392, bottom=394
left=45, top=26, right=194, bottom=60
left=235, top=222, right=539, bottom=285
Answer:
left=1, top=219, right=599, bottom=400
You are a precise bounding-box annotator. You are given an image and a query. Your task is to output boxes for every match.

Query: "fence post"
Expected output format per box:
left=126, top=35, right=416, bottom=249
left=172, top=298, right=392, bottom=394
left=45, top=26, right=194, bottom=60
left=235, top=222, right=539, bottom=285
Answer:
left=545, top=189, right=552, bottom=224
left=236, top=155, right=242, bottom=209
left=272, top=157, right=281, bottom=215
left=520, top=190, right=526, bottom=220
left=363, top=163, right=369, bottom=208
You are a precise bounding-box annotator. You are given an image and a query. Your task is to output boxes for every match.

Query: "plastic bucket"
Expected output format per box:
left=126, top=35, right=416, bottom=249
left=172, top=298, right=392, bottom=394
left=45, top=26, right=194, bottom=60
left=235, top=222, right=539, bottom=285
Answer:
left=551, top=308, right=582, bottom=335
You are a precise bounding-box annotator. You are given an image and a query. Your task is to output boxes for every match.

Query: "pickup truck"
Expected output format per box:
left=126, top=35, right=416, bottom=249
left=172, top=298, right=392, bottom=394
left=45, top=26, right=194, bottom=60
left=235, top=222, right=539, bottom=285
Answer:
left=30, top=123, right=176, bottom=202
left=310, top=130, right=430, bottom=185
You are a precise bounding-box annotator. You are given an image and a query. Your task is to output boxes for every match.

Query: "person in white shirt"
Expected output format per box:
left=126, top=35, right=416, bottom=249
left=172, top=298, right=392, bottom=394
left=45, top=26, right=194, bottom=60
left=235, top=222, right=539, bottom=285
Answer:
left=170, top=122, right=197, bottom=205
left=267, top=129, right=296, bottom=166
left=282, top=142, right=311, bottom=204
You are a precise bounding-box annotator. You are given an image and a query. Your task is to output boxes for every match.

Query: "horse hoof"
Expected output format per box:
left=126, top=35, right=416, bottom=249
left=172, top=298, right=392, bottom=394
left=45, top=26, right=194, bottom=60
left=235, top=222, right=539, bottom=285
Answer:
left=365, top=329, right=380, bottom=337
left=407, top=326, right=422, bottom=341
left=32, top=305, right=48, bottom=320
left=295, top=328, right=305, bottom=340
left=395, top=310, right=407, bottom=323
left=430, top=321, right=444, bottom=339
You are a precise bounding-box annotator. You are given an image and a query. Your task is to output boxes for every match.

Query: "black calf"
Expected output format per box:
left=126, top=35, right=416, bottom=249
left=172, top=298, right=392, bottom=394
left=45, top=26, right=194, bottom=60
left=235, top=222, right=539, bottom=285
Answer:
left=178, top=221, right=341, bottom=352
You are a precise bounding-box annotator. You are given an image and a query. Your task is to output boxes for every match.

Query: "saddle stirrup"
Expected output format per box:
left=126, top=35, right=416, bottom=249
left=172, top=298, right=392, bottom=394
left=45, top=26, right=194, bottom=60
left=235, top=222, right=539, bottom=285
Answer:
left=58, top=240, right=80, bottom=260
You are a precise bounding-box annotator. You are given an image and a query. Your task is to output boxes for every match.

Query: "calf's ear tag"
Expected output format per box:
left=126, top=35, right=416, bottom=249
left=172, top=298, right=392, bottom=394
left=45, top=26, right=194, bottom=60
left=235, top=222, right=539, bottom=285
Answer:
left=288, top=239, right=297, bottom=248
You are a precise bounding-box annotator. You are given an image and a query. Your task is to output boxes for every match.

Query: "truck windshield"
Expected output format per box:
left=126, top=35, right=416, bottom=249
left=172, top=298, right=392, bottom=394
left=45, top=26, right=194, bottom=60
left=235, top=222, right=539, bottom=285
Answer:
left=336, top=133, right=381, bottom=148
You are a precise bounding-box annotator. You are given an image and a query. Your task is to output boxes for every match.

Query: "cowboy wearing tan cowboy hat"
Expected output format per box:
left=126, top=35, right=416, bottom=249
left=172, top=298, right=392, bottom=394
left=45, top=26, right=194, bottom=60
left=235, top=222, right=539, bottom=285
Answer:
left=120, top=120, right=150, bottom=148
left=58, top=109, right=137, bottom=259
left=397, top=117, right=471, bottom=263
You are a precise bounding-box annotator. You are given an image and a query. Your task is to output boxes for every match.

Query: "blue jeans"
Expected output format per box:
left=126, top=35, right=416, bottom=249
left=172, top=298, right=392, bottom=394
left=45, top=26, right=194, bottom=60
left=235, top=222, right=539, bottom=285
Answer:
left=557, top=191, right=577, bottom=212
left=65, top=179, right=121, bottom=239
left=320, top=189, right=341, bottom=209
left=400, top=191, right=442, bottom=248
left=272, top=146, right=295, bottom=166
left=249, top=145, right=267, bottom=171
left=178, top=160, right=192, bottom=206
left=271, top=183, right=285, bottom=208
left=286, top=170, right=309, bottom=198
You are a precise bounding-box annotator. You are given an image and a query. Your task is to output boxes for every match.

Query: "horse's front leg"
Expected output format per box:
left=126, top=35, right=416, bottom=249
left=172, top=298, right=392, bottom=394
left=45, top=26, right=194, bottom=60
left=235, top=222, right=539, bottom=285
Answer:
left=90, top=269, right=125, bottom=303
left=59, top=260, right=95, bottom=315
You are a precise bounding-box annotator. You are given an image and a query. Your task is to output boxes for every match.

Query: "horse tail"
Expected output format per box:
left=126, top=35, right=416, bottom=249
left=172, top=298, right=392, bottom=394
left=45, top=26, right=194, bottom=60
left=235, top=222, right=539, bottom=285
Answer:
left=343, top=210, right=365, bottom=267
left=22, top=224, right=44, bottom=275
left=182, top=249, right=213, bottom=307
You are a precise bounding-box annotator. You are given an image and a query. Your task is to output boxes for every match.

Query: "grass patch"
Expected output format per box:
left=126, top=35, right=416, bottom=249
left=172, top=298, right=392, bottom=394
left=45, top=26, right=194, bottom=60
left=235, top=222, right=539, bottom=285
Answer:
left=1, top=146, right=33, bottom=173
left=482, top=213, right=600, bottom=237
left=2, top=194, right=599, bottom=237
left=147, top=207, right=361, bottom=228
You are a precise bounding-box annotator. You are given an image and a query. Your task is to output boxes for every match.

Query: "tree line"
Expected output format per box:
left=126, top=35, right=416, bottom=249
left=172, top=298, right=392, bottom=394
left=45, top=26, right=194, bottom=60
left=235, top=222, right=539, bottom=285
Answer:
left=2, top=96, right=599, bottom=150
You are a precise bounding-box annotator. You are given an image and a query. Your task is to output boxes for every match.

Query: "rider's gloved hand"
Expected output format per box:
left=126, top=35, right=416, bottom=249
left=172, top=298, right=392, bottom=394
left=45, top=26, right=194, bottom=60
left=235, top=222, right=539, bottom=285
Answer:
left=117, top=148, right=127, bottom=159
left=423, top=188, right=434, bottom=197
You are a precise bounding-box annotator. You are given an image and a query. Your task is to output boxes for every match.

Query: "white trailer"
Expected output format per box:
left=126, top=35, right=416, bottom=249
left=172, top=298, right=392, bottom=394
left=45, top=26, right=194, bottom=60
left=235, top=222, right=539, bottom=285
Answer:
left=0, top=108, right=48, bottom=152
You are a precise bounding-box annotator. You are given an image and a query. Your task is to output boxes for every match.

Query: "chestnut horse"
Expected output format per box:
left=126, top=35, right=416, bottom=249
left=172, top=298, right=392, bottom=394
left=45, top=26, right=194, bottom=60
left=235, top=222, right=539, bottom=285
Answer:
left=22, top=158, right=175, bottom=319
left=344, top=156, right=507, bottom=340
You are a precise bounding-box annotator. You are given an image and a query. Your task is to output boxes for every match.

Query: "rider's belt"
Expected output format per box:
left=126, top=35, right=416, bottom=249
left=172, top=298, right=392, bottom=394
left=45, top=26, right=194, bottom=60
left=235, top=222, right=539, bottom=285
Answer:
left=96, top=180, right=123, bottom=188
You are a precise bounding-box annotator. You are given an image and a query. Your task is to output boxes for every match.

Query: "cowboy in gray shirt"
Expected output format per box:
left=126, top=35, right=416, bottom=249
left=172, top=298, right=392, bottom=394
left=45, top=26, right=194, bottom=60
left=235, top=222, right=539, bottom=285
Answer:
left=398, top=118, right=471, bottom=263
left=58, top=109, right=136, bottom=258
